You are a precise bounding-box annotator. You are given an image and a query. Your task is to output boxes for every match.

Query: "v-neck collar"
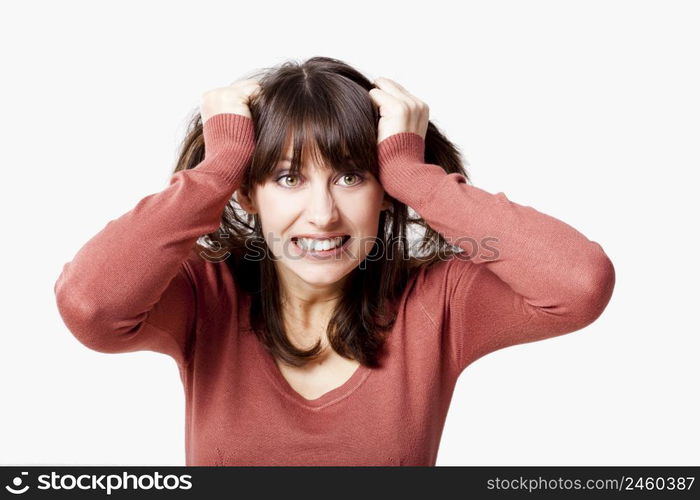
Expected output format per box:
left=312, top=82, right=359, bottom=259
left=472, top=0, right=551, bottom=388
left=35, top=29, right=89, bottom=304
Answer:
left=241, top=292, right=372, bottom=410
left=253, top=331, right=372, bottom=410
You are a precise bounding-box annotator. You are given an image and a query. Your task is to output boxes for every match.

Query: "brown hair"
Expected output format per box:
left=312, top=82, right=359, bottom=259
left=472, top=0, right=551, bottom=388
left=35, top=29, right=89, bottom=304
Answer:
left=172, top=56, right=471, bottom=368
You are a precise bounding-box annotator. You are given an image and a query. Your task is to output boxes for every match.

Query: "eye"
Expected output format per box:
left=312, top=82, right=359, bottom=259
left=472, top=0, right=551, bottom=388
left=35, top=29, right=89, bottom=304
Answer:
left=337, top=172, right=365, bottom=187
left=276, top=174, right=300, bottom=188
left=275, top=171, right=365, bottom=189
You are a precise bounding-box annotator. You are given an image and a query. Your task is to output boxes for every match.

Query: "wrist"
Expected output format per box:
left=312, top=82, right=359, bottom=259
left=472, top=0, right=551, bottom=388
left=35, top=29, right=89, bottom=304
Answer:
left=197, top=113, right=256, bottom=186
left=377, top=132, right=426, bottom=204
left=203, top=113, right=256, bottom=159
left=377, top=132, right=425, bottom=167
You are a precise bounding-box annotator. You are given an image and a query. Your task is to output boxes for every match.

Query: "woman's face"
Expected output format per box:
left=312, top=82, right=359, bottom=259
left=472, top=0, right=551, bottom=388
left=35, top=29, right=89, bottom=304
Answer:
left=237, top=140, right=391, bottom=291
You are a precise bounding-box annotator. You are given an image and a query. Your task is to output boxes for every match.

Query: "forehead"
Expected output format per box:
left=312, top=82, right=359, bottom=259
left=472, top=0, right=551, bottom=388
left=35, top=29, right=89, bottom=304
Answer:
left=277, top=137, right=332, bottom=166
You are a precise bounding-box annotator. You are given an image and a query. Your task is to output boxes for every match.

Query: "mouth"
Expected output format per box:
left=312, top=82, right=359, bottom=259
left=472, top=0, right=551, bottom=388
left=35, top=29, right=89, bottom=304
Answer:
left=291, top=235, right=351, bottom=259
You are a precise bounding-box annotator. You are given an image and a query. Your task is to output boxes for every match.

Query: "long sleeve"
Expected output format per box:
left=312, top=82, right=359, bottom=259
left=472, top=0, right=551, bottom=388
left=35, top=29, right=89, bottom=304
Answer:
left=377, top=132, right=615, bottom=373
left=54, top=113, right=255, bottom=367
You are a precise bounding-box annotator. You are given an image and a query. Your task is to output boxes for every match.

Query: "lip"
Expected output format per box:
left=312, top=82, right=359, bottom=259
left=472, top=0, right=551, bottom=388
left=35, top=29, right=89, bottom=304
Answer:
left=291, top=232, right=350, bottom=239
left=291, top=235, right=351, bottom=260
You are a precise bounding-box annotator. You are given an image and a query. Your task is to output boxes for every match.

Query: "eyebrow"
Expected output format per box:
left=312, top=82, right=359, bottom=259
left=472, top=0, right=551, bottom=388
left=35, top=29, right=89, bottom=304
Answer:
left=279, top=154, right=354, bottom=163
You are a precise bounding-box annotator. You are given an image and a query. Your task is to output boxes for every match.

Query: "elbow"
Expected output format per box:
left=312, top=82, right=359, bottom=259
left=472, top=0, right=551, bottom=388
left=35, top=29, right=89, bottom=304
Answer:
left=55, top=287, right=101, bottom=349
left=569, top=248, right=616, bottom=329
left=525, top=246, right=615, bottom=339
left=55, top=283, right=121, bottom=354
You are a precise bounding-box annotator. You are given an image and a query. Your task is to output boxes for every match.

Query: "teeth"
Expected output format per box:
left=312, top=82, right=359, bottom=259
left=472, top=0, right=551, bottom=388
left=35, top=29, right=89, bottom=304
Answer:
left=296, top=236, right=346, bottom=251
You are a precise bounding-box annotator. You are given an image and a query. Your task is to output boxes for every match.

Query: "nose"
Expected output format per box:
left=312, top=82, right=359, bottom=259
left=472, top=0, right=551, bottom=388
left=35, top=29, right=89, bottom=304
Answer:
left=305, top=179, right=340, bottom=227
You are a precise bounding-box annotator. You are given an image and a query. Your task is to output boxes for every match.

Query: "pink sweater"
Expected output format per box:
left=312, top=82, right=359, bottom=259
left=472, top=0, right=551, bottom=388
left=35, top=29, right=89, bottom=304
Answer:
left=54, top=113, right=615, bottom=466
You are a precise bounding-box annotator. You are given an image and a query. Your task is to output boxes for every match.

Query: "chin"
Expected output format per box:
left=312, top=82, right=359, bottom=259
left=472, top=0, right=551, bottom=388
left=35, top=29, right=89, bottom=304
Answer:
left=292, top=264, right=354, bottom=286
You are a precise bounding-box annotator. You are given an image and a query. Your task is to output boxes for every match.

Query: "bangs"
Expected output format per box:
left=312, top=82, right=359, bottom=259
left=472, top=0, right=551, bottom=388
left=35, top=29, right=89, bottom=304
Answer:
left=249, top=73, right=380, bottom=183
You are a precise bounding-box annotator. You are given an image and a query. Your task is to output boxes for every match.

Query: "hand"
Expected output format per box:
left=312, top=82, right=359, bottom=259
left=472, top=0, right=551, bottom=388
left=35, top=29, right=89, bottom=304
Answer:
left=200, top=78, right=261, bottom=124
left=368, top=77, right=430, bottom=144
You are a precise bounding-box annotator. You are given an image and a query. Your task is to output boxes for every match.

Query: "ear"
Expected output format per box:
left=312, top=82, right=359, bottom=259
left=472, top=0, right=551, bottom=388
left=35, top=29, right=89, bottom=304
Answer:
left=380, top=192, right=392, bottom=212
left=235, top=188, right=257, bottom=214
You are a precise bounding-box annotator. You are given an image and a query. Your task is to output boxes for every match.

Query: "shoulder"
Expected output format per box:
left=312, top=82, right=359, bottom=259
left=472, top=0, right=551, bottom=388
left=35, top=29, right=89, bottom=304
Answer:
left=404, top=253, right=479, bottom=325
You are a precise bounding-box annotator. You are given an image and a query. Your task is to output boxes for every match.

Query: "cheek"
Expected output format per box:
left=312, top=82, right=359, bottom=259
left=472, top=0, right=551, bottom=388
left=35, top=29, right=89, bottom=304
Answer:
left=347, top=206, right=381, bottom=231
left=346, top=192, right=384, bottom=224
left=258, top=187, right=292, bottom=213
left=256, top=189, right=296, bottom=220
left=253, top=194, right=294, bottom=250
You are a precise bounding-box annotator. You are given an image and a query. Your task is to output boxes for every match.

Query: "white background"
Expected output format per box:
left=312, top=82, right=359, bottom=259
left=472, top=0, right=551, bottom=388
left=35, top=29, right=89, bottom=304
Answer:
left=1, top=0, right=698, bottom=466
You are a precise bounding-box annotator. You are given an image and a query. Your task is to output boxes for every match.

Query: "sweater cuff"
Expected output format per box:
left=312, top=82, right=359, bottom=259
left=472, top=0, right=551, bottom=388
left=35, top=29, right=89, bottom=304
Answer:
left=377, top=132, right=436, bottom=209
left=377, top=132, right=425, bottom=166
left=196, top=113, right=256, bottom=186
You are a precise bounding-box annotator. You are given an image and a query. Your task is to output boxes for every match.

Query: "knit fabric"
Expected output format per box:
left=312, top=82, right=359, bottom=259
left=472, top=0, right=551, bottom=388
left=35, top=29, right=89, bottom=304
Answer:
left=54, top=113, right=615, bottom=466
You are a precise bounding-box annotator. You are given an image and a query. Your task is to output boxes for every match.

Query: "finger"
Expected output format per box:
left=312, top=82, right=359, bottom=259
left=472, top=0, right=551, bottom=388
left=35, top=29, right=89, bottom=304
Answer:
left=230, top=79, right=261, bottom=98
left=379, top=76, right=410, bottom=93
left=368, top=87, right=400, bottom=108
left=373, top=77, right=406, bottom=99
left=374, top=77, right=420, bottom=107
left=247, top=82, right=262, bottom=98
left=241, top=82, right=262, bottom=102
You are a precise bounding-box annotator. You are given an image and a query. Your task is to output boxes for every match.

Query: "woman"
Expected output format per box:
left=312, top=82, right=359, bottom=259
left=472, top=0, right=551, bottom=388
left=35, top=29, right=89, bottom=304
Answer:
left=54, top=56, right=615, bottom=466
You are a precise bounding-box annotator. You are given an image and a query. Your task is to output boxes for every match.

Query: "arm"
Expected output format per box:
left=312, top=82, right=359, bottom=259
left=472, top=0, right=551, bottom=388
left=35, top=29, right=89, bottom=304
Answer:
left=377, top=133, right=615, bottom=373
left=53, top=113, right=255, bottom=367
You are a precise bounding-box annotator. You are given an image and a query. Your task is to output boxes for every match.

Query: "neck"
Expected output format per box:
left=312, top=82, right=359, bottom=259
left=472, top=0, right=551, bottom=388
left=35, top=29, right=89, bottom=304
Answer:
left=280, top=288, right=341, bottom=329
left=276, top=268, right=348, bottom=349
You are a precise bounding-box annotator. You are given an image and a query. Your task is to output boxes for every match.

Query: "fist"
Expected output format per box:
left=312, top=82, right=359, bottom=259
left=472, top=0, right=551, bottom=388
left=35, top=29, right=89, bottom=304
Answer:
left=200, top=78, right=261, bottom=124
left=368, top=77, right=429, bottom=144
